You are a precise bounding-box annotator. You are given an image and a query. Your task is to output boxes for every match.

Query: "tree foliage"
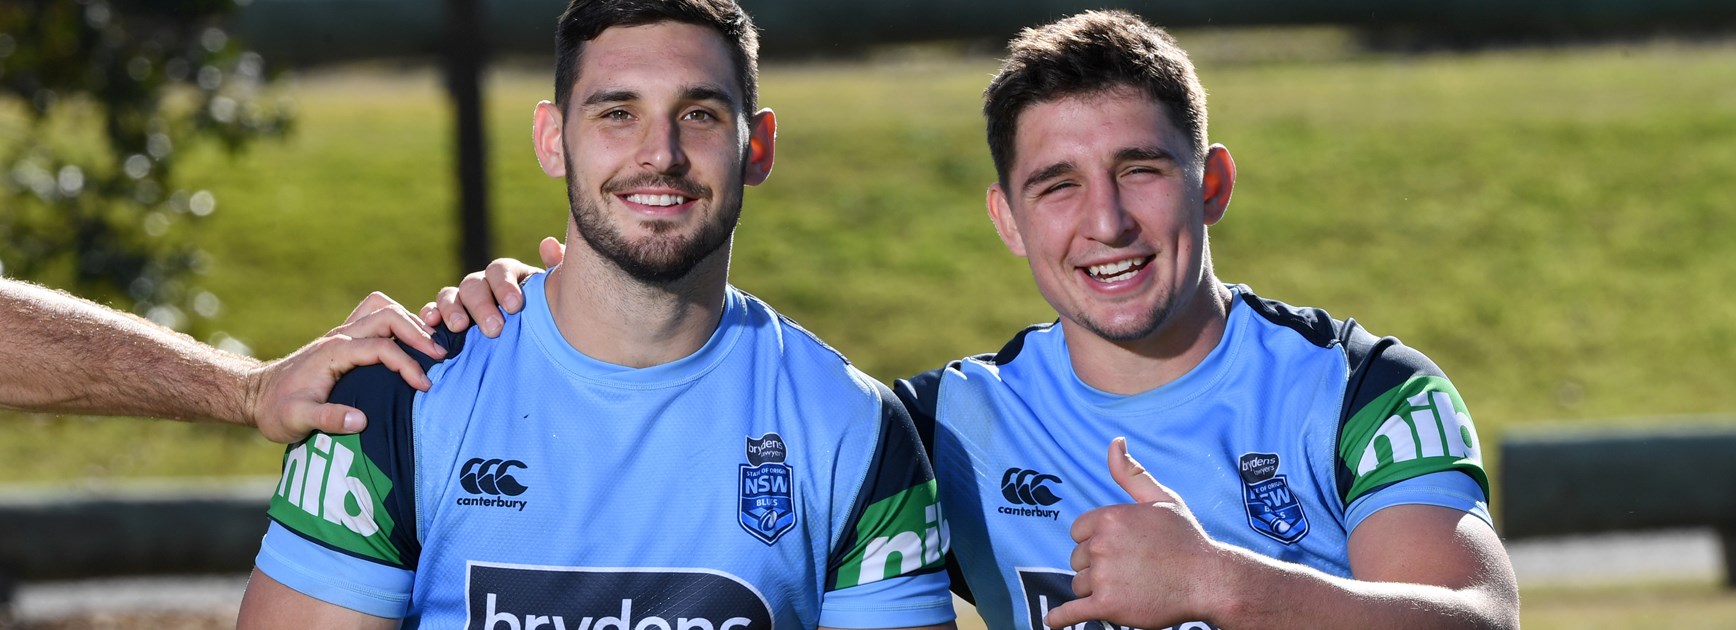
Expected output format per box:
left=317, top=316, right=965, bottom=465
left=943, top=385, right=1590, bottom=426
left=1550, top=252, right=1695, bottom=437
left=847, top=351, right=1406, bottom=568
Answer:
left=0, top=0, right=291, bottom=346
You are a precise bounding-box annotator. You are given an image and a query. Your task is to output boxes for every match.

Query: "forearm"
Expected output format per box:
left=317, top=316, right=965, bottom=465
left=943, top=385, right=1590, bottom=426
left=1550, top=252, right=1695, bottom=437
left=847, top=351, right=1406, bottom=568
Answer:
left=1209, top=544, right=1517, bottom=629
left=0, top=279, right=260, bottom=423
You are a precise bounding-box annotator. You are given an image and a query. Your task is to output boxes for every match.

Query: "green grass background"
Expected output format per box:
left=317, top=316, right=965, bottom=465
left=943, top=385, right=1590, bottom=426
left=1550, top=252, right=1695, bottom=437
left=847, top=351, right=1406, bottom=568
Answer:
left=3, top=30, right=1735, bottom=623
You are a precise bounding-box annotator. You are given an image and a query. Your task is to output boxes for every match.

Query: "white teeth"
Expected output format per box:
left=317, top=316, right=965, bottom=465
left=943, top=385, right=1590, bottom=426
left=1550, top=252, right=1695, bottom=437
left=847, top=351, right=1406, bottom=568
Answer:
left=625, top=193, right=687, bottom=207
left=1086, top=257, right=1150, bottom=282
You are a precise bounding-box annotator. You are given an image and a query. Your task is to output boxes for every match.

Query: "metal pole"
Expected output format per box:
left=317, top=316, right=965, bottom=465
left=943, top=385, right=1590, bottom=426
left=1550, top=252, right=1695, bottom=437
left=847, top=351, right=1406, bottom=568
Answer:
left=446, top=0, right=492, bottom=275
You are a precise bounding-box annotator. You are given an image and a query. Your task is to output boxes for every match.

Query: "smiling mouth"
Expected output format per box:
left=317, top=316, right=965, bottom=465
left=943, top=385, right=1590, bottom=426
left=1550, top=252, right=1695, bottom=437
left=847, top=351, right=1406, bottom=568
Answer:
left=1084, top=256, right=1154, bottom=283
left=622, top=193, right=693, bottom=207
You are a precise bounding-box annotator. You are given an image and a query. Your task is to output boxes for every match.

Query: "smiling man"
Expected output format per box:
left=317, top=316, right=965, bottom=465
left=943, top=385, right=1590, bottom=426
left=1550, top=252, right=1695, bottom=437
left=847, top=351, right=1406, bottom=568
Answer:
left=897, top=12, right=1518, bottom=629
left=235, top=1, right=955, bottom=628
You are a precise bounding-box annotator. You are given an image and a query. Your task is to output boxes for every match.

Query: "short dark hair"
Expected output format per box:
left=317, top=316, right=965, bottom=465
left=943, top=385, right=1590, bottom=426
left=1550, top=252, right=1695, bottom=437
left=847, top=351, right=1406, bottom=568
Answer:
left=553, top=0, right=760, bottom=115
left=983, top=11, right=1207, bottom=186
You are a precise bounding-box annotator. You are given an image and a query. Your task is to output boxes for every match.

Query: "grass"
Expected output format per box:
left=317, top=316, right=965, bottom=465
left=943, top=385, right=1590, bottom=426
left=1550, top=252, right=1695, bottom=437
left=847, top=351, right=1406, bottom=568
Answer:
left=2, top=34, right=1734, bottom=491
left=3, top=27, right=1735, bottom=626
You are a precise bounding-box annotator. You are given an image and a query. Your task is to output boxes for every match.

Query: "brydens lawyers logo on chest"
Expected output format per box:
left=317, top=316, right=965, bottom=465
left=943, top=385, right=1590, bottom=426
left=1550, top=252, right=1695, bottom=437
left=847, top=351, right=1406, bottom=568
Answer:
left=1239, top=452, right=1308, bottom=544
left=739, top=433, right=796, bottom=545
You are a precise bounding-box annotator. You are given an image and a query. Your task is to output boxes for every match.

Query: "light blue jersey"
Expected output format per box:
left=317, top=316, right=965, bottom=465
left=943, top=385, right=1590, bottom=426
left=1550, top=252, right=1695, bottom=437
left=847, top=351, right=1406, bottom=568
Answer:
left=258, top=273, right=954, bottom=629
left=896, top=286, right=1489, bottom=630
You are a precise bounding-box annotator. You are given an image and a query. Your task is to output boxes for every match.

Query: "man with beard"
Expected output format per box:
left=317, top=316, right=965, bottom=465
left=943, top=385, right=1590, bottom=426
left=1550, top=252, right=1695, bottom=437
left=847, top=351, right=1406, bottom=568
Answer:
left=235, top=1, right=956, bottom=628
left=436, top=10, right=1518, bottom=630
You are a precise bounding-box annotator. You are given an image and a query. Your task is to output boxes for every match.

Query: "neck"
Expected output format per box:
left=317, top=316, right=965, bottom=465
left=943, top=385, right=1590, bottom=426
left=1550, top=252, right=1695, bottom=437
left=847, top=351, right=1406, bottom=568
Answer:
left=545, top=240, right=731, bottom=369
left=1063, top=277, right=1232, bottom=396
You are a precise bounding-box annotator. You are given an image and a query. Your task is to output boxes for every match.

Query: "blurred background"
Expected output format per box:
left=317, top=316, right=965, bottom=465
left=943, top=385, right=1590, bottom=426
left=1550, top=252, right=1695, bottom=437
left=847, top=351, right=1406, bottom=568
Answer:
left=2, top=0, right=1735, bottom=627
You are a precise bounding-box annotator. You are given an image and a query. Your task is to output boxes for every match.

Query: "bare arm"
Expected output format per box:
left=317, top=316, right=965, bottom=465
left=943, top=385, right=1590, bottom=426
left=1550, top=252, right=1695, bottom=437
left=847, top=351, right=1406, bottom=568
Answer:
left=0, top=279, right=444, bottom=442
left=1047, top=438, right=1518, bottom=629
left=238, top=567, right=397, bottom=629
left=0, top=278, right=260, bottom=421
left=1209, top=504, right=1518, bottom=628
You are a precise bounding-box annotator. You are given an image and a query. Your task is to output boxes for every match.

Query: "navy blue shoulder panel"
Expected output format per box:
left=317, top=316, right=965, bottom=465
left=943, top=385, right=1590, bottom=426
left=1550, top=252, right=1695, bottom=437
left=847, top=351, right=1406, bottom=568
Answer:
left=890, top=366, right=978, bottom=605
left=1332, top=319, right=1452, bottom=501
left=321, top=326, right=468, bottom=568
left=1233, top=285, right=1341, bottom=349
left=826, top=380, right=945, bottom=586
left=988, top=323, right=1053, bottom=365
left=1238, top=287, right=1457, bottom=501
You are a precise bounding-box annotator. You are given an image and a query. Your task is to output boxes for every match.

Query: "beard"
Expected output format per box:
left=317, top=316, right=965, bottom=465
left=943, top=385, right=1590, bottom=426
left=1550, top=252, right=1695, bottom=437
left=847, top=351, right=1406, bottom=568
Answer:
left=564, top=155, right=743, bottom=285
left=1077, top=302, right=1175, bottom=343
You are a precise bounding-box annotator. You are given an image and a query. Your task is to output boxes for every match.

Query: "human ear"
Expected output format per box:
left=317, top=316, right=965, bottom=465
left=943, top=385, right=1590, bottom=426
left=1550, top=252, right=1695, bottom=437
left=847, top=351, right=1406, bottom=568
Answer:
left=743, top=108, right=777, bottom=186
left=1201, top=144, right=1236, bottom=226
left=532, top=100, right=567, bottom=178
left=986, top=183, right=1028, bottom=257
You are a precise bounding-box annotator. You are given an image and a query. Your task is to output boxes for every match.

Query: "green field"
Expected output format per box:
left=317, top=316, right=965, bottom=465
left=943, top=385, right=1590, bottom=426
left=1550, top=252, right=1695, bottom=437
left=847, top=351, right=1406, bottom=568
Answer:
left=6, top=32, right=1734, bottom=480
left=4, top=28, right=1736, bottom=626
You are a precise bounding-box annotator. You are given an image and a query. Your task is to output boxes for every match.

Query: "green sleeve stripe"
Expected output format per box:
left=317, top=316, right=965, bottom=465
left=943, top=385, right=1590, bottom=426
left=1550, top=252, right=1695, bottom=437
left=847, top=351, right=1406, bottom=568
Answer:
left=831, top=480, right=947, bottom=590
left=266, top=434, right=403, bottom=566
left=1339, top=376, right=1489, bottom=503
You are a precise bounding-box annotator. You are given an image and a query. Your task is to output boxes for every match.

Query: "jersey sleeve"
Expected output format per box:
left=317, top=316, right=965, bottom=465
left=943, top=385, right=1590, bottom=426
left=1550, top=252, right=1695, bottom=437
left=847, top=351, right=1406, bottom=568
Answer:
left=1336, top=333, right=1490, bottom=507
left=256, top=336, right=444, bottom=618
left=893, top=365, right=977, bottom=606
left=819, top=380, right=955, bottom=628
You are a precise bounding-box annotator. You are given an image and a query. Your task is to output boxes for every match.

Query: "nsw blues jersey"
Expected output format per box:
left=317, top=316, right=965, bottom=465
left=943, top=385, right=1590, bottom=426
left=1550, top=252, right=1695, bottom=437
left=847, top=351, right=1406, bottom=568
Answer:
left=895, top=286, right=1490, bottom=630
left=258, top=273, right=954, bottom=629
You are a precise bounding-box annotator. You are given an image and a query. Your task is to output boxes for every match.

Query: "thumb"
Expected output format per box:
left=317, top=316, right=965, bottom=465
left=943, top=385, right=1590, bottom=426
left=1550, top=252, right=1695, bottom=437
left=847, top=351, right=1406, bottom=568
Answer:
left=539, top=236, right=567, bottom=268
left=269, top=403, right=366, bottom=443
left=316, top=404, right=368, bottom=435
left=1108, top=437, right=1174, bottom=504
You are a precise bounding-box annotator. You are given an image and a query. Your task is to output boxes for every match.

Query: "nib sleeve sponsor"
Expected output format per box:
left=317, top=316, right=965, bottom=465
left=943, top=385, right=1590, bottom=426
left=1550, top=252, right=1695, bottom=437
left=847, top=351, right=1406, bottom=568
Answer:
left=831, top=481, right=949, bottom=589
left=1338, top=376, right=1489, bottom=503
left=268, top=433, right=402, bottom=566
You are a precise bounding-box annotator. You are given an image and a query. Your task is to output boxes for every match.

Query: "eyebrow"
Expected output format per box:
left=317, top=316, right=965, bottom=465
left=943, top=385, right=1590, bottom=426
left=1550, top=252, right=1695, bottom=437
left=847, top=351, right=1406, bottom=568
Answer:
left=579, top=84, right=737, bottom=110
left=1117, top=146, right=1177, bottom=164
left=681, top=85, right=735, bottom=109
left=1019, top=161, right=1076, bottom=195
left=582, top=89, right=638, bottom=107
left=1019, top=146, right=1180, bottom=195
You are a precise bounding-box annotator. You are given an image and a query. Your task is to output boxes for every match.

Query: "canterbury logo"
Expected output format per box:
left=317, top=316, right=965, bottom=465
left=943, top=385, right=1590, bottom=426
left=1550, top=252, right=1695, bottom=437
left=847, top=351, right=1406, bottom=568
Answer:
left=1001, top=468, right=1063, bottom=506
left=460, top=458, right=529, bottom=496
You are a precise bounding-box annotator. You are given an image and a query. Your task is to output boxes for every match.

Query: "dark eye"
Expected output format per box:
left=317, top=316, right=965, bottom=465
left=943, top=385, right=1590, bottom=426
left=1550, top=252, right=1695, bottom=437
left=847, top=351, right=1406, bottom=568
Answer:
left=603, top=109, right=632, bottom=122
left=1042, top=181, right=1076, bottom=196
left=683, top=109, right=716, bottom=122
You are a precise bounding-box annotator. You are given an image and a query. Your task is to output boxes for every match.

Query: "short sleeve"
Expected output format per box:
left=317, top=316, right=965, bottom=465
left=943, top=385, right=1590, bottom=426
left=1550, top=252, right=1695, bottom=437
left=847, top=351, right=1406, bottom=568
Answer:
left=1344, top=470, right=1492, bottom=535
left=1337, top=339, right=1489, bottom=505
left=257, top=340, right=436, bottom=617
left=820, top=381, right=955, bottom=628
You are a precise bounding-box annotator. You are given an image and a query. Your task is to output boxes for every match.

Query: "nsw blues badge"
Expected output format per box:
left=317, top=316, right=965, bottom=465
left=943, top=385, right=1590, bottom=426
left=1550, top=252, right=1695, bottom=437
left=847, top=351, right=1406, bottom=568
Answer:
left=1239, top=452, right=1309, bottom=544
left=740, top=433, right=796, bottom=545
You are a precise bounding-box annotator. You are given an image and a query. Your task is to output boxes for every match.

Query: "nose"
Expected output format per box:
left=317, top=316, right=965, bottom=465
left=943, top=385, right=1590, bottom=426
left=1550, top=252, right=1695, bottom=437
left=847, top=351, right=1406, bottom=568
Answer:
left=636, top=116, right=690, bottom=174
left=1081, top=179, right=1135, bottom=246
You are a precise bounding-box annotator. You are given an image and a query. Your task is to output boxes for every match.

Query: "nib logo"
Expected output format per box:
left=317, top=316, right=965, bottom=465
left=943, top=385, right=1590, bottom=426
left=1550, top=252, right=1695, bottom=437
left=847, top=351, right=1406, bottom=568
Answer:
left=276, top=434, right=387, bottom=537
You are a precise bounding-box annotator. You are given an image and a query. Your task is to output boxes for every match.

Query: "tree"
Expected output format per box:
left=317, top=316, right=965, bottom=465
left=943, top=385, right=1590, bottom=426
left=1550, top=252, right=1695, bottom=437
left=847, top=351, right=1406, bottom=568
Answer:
left=0, top=0, right=291, bottom=348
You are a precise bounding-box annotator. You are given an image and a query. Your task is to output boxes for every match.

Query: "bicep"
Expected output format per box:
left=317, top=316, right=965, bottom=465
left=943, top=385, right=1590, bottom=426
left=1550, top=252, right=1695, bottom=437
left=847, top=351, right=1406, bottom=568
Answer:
left=238, top=567, right=398, bottom=629
left=1348, top=504, right=1516, bottom=592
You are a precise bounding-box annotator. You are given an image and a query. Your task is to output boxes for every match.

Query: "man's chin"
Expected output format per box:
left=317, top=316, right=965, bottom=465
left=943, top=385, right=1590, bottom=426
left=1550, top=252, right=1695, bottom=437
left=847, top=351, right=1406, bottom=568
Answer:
left=1071, top=308, right=1171, bottom=344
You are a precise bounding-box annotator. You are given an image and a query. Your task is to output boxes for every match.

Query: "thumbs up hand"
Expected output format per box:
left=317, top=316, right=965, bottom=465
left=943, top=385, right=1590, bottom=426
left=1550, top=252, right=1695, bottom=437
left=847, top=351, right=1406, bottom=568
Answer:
left=1044, top=438, right=1228, bottom=630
